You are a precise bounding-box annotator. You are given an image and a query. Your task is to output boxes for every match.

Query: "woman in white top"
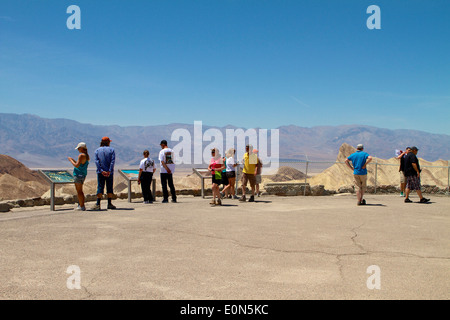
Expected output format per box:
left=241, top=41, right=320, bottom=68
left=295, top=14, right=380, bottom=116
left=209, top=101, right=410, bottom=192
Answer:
left=221, top=148, right=239, bottom=199
left=138, top=150, right=156, bottom=203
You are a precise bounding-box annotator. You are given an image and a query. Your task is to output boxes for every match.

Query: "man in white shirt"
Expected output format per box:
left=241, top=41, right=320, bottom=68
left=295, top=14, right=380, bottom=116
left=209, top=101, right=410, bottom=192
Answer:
left=159, top=140, right=177, bottom=203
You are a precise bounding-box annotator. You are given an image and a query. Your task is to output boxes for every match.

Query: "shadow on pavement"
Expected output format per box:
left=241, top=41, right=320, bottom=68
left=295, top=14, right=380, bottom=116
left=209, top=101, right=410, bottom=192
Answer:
left=56, top=208, right=78, bottom=212
left=217, top=204, right=239, bottom=207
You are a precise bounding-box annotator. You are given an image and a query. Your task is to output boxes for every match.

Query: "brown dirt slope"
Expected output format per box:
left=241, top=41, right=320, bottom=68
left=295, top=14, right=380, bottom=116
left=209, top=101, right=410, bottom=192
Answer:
left=0, top=154, right=50, bottom=201
left=270, top=166, right=307, bottom=182
left=0, top=154, right=47, bottom=183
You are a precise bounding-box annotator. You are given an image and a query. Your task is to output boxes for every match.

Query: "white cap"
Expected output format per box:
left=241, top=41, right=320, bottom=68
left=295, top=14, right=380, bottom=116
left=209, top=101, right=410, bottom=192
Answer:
left=75, top=142, right=87, bottom=150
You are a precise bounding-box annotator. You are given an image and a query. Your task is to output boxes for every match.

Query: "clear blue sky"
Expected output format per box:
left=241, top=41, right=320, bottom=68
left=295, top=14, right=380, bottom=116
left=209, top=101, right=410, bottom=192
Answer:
left=0, top=0, right=449, bottom=134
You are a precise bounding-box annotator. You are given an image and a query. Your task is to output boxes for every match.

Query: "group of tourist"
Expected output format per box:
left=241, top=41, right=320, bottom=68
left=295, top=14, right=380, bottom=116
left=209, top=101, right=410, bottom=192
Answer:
left=207, top=144, right=262, bottom=206
left=68, top=137, right=264, bottom=210
left=345, top=144, right=430, bottom=206
left=396, top=146, right=430, bottom=203
left=68, top=138, right=178, bottom=211
left=68, top=138, right=430, bottom=210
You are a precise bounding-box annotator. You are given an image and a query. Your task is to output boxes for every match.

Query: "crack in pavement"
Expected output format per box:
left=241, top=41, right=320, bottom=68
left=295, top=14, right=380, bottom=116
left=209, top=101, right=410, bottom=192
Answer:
left=161, top=225, right=450, bottom=283
left=350, top=223, right=366, bottom=252
left=161, top=226, right=450, bottom=259
left=336, top=223, right=367, bottom=282
left=79, top=272, right=103, bottom=300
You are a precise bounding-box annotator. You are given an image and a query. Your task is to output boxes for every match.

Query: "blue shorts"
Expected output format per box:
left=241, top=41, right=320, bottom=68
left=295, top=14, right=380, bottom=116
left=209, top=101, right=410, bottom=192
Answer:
left=73, top=174, right=86, bottom=184
left=97, top=173, right=114, bottom=195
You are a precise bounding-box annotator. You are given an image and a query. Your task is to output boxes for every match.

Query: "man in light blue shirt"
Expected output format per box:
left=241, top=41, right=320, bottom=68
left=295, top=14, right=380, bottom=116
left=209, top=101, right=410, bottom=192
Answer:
left=93, top=136, right=116, bottom=210
left=345, top=144, right=372, bottom=206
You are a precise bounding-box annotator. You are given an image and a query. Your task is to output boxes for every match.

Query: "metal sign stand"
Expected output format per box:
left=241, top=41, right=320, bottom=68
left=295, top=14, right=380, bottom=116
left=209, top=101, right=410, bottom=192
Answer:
left=38, top=170, right=75, bottom=211
left=193, top=168, right=212, bottom=198
left=118, top=169, right=156, bottom=203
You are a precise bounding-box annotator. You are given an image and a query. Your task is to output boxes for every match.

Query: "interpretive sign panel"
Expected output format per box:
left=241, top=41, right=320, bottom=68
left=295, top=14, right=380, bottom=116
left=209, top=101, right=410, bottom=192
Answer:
left=40, top=170, right=74, bottom=183
left=193, top=168, right=212, bottom=198
left=193, top=168, right=212, bottom=178
left=119, top=169, right=140, bottom=181
left=38, top=170, right=74, bottom=211
left=193, top=168, right=239, bottom=198
left=118, top=169, right=156, bottom=202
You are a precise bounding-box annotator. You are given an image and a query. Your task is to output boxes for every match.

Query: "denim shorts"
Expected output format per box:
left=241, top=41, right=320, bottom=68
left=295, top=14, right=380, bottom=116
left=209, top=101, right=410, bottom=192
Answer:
left=97, top=173, right=114, bottom=195
left=73, top=174, right=86, bottom=184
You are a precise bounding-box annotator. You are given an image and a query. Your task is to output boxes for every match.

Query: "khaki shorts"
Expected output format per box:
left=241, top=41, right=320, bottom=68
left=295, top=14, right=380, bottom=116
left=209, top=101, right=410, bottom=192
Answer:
left=399, top=171, right=406, bottom=183
left=241, top=173, right=256, bottom=188
left=353, top=174, right=367, bottom=191
left=255, top=174, right=262, bottom=184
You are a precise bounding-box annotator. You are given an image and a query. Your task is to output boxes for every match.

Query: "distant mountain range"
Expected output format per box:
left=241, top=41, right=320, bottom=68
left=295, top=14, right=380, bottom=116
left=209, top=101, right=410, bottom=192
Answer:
left=0, top=113, right=449, bottom=168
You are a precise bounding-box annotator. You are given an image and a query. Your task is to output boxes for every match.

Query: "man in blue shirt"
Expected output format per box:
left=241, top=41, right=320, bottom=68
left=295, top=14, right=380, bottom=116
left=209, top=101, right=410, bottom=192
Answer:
left=345, top=144, right=373, bottom=206
left=93, top=136, right=116, bottom=210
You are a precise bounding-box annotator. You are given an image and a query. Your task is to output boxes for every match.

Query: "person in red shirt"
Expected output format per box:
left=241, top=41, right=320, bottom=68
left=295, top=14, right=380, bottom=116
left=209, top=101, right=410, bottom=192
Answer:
left=208, top=148, right=225, bottom=206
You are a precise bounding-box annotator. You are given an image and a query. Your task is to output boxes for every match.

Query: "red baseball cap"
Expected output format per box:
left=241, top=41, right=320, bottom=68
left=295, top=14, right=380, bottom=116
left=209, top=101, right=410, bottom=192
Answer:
left=102, top=136, right=111, bottom=142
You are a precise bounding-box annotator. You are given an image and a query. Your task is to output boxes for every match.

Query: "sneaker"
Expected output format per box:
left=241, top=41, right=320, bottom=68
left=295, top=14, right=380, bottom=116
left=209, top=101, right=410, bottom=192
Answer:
left=400, top=192, right=404, bottom=197
left=419, top=198, right=430, bottom=203
left=233, top=195, right=239, bottom=200
left=210, top=200, right=216, bottom=206
left=239, top=195, right=246, bottom=202
left=220, top=192, right=225, bottom=199
left=217, top=199, right=222, bottom=206
left=248, top=195, right=255, bottom=202
left=92, top=204, right=101, bottom=211
left=227, top=195, right=232, bottom=199
left=107, top=203, right=116, bottom=210
left=404, top=198, right=413, bottom=203
left=162, top=199, right=169, bottom=203
left=171, top=199, right=177, bottom=203
left=361, top=199, right=366, bottom=205
left=75, top=206, right=86, bottom=211
left=144, top=201, right=150, bottom=204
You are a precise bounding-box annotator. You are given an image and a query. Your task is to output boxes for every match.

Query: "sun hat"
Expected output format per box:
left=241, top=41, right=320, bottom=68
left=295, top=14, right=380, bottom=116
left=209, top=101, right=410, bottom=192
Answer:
left=75, top=142, right=87, bottom=150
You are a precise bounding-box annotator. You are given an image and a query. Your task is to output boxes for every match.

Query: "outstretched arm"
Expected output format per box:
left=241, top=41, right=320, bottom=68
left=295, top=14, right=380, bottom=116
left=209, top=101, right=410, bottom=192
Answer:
left=396, top=152, right=406, bottom=160
left=68, top=154, right=85, bottom=168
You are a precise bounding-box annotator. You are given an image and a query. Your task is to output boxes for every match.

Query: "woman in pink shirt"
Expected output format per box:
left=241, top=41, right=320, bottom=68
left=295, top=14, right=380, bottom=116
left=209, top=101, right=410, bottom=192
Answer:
left=208, top=148, right=225, bottom=206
